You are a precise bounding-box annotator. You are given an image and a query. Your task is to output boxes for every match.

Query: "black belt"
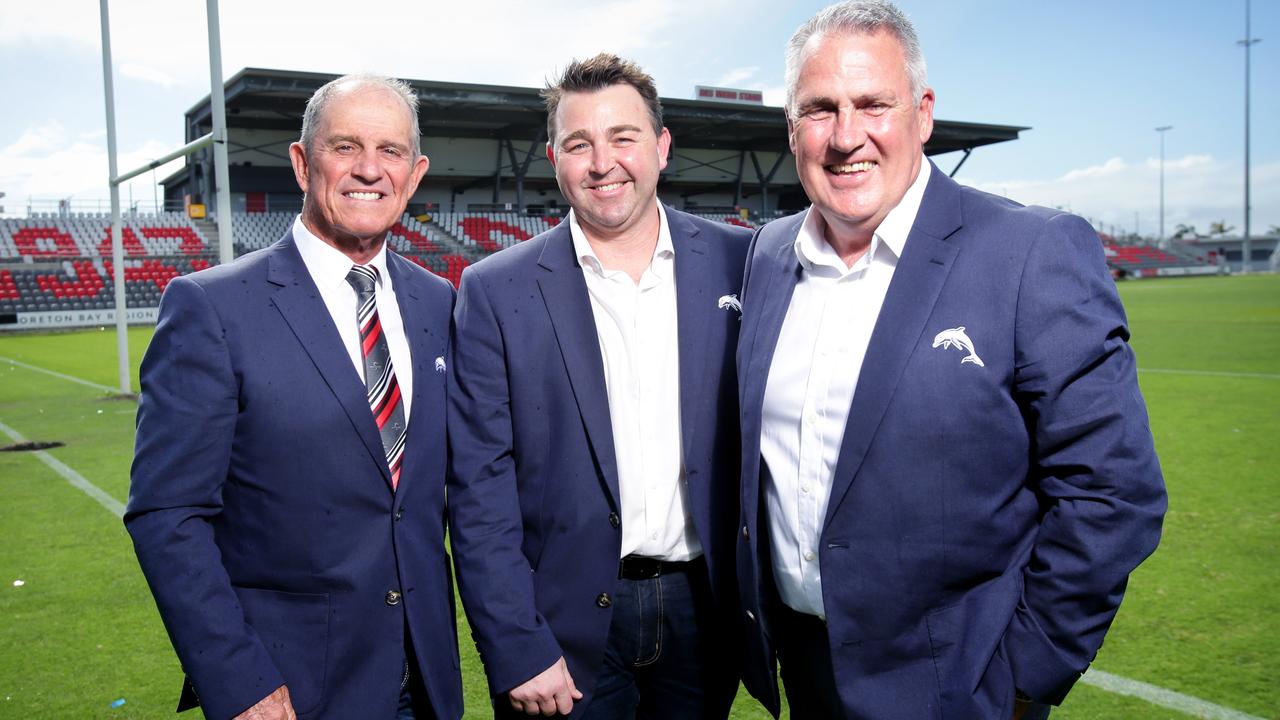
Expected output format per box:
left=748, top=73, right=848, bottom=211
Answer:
left=617, top=555, right=698, bottom=580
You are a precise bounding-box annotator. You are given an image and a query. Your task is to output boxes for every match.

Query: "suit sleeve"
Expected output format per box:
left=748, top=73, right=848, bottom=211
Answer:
left=446, top=267, right=564, bottom=695
left=124, top=276, right=284, bottom=720
left=1003, top=212, right=1167, bottom=703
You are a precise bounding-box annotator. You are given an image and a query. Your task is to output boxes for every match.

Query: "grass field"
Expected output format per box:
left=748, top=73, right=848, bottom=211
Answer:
left=1, top=274, right=1277, bottom=719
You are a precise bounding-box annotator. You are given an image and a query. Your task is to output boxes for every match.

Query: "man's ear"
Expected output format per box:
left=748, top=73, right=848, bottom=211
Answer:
left=288, top=142, right=310, bottom=194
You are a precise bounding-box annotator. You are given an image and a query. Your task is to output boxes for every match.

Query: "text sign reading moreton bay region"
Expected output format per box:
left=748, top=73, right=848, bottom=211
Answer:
left=693, top=85, right=764, bottom=105
left=1, top=307, right=159, bottom=330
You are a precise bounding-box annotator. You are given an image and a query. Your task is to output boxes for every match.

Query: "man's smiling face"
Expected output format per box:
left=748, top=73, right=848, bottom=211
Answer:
left=788, top=29, right=934, bottom=243
left=290, top=84, right=428, bottom=250
left=546, top=83, right=670, bottom=241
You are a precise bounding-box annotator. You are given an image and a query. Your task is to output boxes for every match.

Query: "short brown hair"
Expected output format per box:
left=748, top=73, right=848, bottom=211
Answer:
left=541, top=53, right=664, bottom=141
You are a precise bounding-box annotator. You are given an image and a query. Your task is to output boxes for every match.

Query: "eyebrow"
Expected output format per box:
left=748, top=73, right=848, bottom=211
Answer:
left=559, top=124, right=645, bottom=145
left=326, top=134, right=410, bottom=152
left=796, top=91, right=896, bottom=112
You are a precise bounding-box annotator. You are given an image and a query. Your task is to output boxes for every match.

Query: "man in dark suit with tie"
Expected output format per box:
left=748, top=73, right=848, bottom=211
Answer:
left=447, top=54, right=750, bottom=718
left=126, top=74, right=462, bottom=720
left=734, top=2, right=1167, bottom=718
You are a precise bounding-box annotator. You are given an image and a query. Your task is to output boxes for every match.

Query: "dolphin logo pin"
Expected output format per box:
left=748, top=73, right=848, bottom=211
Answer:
left=932, top=326, right=984, bottom=367
left=434, top=356, right=446, bottom=373
left=718, top=294, right=742, bottom=314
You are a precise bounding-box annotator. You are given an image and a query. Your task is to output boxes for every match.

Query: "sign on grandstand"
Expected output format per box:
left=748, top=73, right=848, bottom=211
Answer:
left=1, top=307, right=158, bottom=330
left=693, top=86, right=764, bottom=105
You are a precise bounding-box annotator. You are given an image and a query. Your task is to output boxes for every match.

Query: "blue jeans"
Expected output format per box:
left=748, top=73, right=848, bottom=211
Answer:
left=579, top=560, right=737, bottom=720
left=395, top=656, right=435, bottom=720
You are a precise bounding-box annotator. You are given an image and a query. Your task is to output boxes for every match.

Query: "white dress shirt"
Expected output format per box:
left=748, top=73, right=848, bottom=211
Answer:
left=569, top=203, right=701, bottom=561
left=761, top=158, right=931, bottom=617
left=292, top=216, right=413, bottom=420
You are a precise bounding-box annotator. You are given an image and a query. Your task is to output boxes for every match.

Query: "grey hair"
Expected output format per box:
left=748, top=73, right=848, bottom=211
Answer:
left=299, top=74, right=422, bottom=158
left=784, top=0, right=928, bottom=117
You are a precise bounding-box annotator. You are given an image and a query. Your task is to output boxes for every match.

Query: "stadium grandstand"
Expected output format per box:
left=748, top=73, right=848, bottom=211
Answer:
left=0, top=67, right=1231, bottom=330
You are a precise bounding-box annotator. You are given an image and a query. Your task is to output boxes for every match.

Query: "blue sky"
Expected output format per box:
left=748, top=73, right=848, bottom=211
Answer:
left=1, top=0, right=1275, bottom=237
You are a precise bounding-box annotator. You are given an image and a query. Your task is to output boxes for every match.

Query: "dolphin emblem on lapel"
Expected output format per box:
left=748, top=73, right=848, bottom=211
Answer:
left=718, top=293, right=742, bottom=314
left=932, top=326, right=985, bottom=367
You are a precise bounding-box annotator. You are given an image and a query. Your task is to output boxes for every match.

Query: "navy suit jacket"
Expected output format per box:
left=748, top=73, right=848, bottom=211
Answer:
left=126, top=232, right=464, bottom=720
left=447, top=208, right=750, bottom=710
left=737, top=164, right=1166, bottom=719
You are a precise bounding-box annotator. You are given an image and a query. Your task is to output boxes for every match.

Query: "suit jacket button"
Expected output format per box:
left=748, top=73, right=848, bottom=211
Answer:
left=742, top=525, right=750, bottom=541
left=595, top=593, right=611, bottom=608
left=394, top=508, right=404, bottom=521
left=609, top=512, right=620, bottom=528
left=385, top=590, right=402, bottom=606
left=746, top=610, right=756, bottom=623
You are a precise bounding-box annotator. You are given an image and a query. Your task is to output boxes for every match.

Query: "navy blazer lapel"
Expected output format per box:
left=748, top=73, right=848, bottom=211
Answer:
left=385, top=251, right=443, bottom=499
left=670, top=210, right=714, bottom=466
left=823, top=165, right=962, bottom=526
left=267, top=233, right=392, bottom=488
left=535, top=225, right=621, bottom=509
left=741, top=214, right=805, bottom=426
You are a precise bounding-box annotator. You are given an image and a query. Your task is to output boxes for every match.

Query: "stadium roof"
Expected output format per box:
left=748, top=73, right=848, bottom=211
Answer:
left=185, top=68, right=1026, bottom=157
left=165, top=68, right=1027, bottom=212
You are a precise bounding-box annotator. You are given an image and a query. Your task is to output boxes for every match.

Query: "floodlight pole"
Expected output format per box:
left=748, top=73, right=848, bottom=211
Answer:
left=1238, top=0, right=1260, bottom=274
left=207, top=0, right=235, bottom=265
left=1155, top=126, right=1172, bottom=247
left=98, top=0, right=130, bottom=395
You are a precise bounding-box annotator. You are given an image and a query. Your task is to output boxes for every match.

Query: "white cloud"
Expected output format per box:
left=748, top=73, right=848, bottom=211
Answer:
left=0, top=122, right=184, bottom=211
left=1059, top=157, right=1127, bottom=182
left=4, top=123, right=69, bottom=157
left=0, top=0, right=740, bottom=90
left=1143, top=154, right=1212, bottom=172
left=715, top=66, right=759, bottom=87
left=962, top=154, right=1280, bottom=238
left=120, top=63, right=176, bottom=88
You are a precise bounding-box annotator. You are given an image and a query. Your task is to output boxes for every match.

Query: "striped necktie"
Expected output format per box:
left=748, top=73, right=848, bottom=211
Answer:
left=346, top=264, right=406, bottom=490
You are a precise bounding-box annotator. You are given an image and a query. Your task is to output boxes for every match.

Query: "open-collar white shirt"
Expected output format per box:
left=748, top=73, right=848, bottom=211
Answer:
left=292, top=215, right=413, bottom=420
left=761, top=158, right=931, bottom=617
left=569, top=202, right=701, bottom=561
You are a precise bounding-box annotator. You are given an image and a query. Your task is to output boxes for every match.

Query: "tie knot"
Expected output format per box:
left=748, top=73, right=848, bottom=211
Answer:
left=346, top=264, right=379, bottom=296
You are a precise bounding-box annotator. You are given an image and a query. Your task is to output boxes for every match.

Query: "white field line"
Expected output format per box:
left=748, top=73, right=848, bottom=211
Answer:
left=1081, top=668, right=1266, bottom=720
left=0, top=353, right=1270, bottom=718
left=1, top=356, right=119, bottom=394
left=0, top=419, right=125, bottom=519
left=1140, top=367, right=1280, bottom=381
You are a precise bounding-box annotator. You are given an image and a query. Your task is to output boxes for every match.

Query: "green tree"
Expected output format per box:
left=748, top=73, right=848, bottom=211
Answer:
left=1209, top=220, right=1236, bottom=236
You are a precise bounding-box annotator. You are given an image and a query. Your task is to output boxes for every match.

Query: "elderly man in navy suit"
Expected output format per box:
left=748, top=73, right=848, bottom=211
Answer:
left=126, top=74, right=462, bottom=720
left=735, top=2, right=1167, bottom=718
left=447, top=54, right=750, bottom=718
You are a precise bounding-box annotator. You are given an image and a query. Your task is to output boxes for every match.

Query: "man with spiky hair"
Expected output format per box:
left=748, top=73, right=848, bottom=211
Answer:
left=448, top=54, right=749, bottom=718
left=735, top=2, right=1167, bottom=718
left=127, top=74, right=462, bottom=720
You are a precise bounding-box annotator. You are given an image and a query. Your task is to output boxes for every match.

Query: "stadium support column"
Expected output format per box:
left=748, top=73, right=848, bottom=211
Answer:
left=503, top=131, right=546, bottom=214
left=207, top=0, right=234, bottom=265
left=734, top=151, right=745, bottom=208
left=492, top=144, right=503, bottom=204
left=98, top=0, right=130, bottom=394
left=750, top=151, right=786, bottom=217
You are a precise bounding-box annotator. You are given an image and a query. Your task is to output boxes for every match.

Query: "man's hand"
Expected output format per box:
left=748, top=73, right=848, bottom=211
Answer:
left=508, top=656, right=582, bottom=716
left=234, top=685, right=296, bottom=720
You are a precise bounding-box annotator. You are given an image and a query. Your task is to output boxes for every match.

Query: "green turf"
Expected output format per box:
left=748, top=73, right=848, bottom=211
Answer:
left=1, top=274, right=1277, bottom=719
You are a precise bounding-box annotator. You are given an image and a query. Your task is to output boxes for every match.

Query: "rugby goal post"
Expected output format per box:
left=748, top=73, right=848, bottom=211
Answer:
left=99, top=0, right=234, bottom=394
